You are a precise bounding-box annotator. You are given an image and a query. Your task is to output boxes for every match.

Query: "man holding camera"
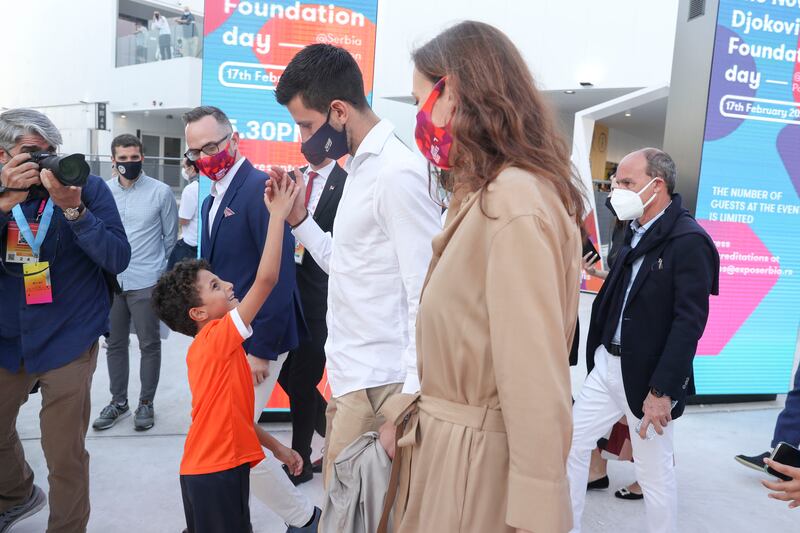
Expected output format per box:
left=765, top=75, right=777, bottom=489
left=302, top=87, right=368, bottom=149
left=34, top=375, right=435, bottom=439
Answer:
left=0, top=109, right=131, bottom=532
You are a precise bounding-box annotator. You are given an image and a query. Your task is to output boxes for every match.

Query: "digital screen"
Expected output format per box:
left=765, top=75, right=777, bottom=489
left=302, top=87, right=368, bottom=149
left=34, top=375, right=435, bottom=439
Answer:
left=201, top=0, right=378, bottom=171
left=199, top=0, right=379, bottom=410
left=693, top=0, right=800, bottom=394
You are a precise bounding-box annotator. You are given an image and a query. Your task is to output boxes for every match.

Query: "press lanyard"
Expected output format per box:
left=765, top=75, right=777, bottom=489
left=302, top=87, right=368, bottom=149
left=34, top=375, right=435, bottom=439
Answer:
left=11, top=198, right=54, bottom=258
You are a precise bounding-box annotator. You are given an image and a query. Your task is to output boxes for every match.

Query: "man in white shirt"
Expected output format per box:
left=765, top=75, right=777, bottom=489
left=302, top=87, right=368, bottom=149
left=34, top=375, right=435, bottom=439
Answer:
left=277, top=156, right=347, bottom=485
left=152, top=11, right=171, bottom=60
left=271, top=44, right=442, bottom=485
left=167, top=158, right=199, bottom=270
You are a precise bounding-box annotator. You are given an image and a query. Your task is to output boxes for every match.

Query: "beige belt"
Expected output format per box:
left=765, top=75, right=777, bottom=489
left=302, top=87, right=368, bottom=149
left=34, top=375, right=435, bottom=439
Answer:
left=377, top=394, right=505, bottom=533
left=418, top=395, right=505, bottom=433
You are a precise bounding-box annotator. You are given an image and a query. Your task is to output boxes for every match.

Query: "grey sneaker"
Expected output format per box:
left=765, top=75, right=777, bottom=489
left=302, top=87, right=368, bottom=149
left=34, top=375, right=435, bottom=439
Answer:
left=92, top=401, right=130, bottom=430
left=0, top=484, right=46, bottom=533
left=286, top=506, right=321, bottom=532
left=134, top=402, right=155, bottom=431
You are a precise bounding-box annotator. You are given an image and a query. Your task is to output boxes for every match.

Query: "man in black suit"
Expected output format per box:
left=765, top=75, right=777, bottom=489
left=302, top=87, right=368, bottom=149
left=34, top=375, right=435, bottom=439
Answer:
left=278, top=157, right=346, bottom=484
left=567, top=148, right=719, bottom=533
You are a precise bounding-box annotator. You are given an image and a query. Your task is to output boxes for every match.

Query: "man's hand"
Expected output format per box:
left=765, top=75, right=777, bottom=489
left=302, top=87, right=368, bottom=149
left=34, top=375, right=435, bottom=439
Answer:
left=0, top=153, right=40, bottom=213
left=762, top=458, right=800, bottom=508
left=638, top=392, right=672, bottom=439
left=378, top=420, right=398, bottom=460
left=274, top=443, right=303, bottom=476
left=40, top=169, right=82, bottom=211
left=246, top=354, right=270, bottom=385
left=266, top=166, right=306, bottom=227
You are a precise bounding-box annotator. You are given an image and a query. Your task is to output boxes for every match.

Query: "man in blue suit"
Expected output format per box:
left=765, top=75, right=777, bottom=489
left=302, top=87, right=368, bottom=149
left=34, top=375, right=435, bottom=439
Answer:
left=183, top=106, right=320, bottom=531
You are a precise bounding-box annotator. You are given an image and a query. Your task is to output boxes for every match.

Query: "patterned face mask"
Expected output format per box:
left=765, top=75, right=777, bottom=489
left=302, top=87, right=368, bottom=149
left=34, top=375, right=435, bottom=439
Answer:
left=415, top=77, right=453, bottom=170
left=195, top=138, right=236, bottom=182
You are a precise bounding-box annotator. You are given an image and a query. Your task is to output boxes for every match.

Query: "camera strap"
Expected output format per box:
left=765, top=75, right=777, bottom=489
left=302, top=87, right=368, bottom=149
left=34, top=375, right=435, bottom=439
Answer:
left=11, top=198, right=54, bottom=258
left=0, top=185, right=30, bottom=193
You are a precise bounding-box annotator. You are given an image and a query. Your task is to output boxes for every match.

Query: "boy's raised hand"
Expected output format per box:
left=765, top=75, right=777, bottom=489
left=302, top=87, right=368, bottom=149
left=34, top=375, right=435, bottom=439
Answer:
left=266, top=166, right=307, bottom=226
left=264, top=172, right=300, bottom=221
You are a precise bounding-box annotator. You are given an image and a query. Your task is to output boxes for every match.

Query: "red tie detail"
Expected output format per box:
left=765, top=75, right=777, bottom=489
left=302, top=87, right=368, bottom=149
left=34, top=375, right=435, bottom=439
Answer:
left=304, top=171, right=319, bottom=208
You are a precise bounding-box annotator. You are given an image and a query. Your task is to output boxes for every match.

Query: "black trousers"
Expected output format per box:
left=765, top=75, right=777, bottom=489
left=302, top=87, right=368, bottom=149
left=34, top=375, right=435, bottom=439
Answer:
left=180, top=463, right=251, bottom=533
left=158, top=34, right=172, bottom=60
left=278, top=318, right=328, bottom=464
left=168, top=239, right=198, bottom=270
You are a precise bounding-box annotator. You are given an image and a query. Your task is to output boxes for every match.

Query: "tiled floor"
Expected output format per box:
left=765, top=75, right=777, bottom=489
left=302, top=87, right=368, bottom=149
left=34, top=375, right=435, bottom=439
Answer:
left=11, top=294, right=800, bottom=532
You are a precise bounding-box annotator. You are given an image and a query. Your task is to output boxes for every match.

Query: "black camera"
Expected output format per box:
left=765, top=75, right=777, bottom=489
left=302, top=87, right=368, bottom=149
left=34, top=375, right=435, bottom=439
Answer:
left=29, top=151, right=90, bottom=187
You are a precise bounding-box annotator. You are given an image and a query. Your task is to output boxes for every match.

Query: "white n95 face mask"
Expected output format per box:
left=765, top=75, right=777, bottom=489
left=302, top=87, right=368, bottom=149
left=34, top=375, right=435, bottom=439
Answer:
left=609, top=178, right=658, bottom=221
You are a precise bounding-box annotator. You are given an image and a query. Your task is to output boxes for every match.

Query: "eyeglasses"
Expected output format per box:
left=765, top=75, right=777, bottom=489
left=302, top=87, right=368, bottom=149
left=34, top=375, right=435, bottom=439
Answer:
left=184, top=133, right=231, bottom=162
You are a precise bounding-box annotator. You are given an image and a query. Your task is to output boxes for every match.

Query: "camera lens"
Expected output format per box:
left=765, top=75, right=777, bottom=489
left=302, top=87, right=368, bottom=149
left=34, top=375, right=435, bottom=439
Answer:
left=56, top=154, right=90, bottom=186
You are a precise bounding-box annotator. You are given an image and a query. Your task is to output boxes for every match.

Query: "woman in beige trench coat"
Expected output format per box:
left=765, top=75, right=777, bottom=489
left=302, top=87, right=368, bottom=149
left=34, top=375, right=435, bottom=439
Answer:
left=379, top=21, right=585, bottom=533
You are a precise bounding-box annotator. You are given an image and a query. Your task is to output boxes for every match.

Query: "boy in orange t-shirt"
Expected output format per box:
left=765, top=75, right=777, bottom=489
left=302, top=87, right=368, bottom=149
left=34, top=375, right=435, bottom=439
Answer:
left=153, top=176, right=302, bottom=533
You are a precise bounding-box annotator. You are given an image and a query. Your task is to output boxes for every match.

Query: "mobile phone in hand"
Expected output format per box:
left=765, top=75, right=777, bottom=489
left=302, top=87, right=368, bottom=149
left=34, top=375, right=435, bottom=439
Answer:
left=767, top=442, right=800, bottom=481
left=582, top=239, right=601, bottom=266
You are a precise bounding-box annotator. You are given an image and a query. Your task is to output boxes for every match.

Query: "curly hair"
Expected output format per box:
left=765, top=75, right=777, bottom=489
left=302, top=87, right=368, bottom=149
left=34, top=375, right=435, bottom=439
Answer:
left=152, top=259, right=209, bottom=337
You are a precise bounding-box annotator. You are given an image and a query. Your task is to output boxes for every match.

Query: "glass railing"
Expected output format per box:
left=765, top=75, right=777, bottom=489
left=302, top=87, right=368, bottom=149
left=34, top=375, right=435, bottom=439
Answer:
left=87, top=156, right=186, bottom=196
left=116, top=18, right=203, bottom=68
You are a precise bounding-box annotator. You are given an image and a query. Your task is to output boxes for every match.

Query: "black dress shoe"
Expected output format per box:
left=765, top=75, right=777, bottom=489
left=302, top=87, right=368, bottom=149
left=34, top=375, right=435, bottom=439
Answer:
left=587, top=475, right=609, bottom=490
left=283, top=463, right=314, bottom=485
left=311, top=457, right=323, bottom=474
left=734, top=451, right=770, bottom=472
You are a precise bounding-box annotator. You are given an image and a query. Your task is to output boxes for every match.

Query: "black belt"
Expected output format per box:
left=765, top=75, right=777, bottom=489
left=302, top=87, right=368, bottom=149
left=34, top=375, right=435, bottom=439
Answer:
left=608, top=343, right=623, bottom=356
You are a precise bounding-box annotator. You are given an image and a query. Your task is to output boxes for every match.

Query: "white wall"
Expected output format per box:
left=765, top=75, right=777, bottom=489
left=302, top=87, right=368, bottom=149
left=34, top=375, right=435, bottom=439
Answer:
left=0, top=0, right=678, bottom=152
left=0, top=0, right=201, bottom=153
left=605, top=126, right=664, bottom=164
left=0, top=1, right=115, bottom=108
left=111, top=57, right=202, bottom=113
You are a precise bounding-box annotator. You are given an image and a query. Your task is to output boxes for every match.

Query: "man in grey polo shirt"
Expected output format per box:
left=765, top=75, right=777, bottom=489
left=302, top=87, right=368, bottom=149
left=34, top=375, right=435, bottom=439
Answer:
left=93, top=134, right=178, bottom=431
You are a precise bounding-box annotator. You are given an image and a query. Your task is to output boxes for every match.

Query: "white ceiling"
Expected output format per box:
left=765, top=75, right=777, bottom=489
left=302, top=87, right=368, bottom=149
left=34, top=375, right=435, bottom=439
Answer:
left=383, top=88, right=668, bottom=142
left=117, top=108, right=186, bottom=119
left=541, top=87, right=641, bottom=115
left=599, top=96, right=669, bottom=146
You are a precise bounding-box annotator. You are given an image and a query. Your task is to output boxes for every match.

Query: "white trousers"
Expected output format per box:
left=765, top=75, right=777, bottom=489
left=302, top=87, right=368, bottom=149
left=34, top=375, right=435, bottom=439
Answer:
left=567, top=346, right=677, bottom=533
left=249, top=352, right=315, bottom=528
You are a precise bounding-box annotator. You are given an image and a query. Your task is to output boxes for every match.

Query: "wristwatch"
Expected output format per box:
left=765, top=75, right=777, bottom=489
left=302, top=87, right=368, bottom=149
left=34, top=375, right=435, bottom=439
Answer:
left=650, top=387, right=666, bottom=398
left=63, top=203, right=85, bottom=221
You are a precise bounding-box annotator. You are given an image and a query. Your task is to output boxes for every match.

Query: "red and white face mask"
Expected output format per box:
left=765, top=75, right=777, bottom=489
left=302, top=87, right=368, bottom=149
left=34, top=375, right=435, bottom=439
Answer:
left=414, top=77, right=454, bottom=170
left=195, top=138, right=236, bottom=181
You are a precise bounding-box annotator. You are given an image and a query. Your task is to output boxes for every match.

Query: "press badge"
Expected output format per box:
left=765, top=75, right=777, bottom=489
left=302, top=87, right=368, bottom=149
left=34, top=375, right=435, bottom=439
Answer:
left=5, top=221, right=39, bottom=264
left=294, top=242, right=306, bottom=265
left=23, top=261, right=53, bottom=305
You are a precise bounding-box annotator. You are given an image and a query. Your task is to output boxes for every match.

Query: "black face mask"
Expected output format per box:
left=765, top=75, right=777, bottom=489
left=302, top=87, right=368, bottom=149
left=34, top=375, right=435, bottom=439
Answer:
left=116, top=160, right=143, bottom=181
left=300, top=109, right=349, bottom=166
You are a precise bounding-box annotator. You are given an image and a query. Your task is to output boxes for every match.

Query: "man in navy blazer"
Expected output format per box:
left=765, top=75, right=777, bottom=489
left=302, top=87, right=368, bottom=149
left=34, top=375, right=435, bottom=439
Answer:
left=567, top=148, right=719, bottom=533
left=183, top=106, right=319, bottom=530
